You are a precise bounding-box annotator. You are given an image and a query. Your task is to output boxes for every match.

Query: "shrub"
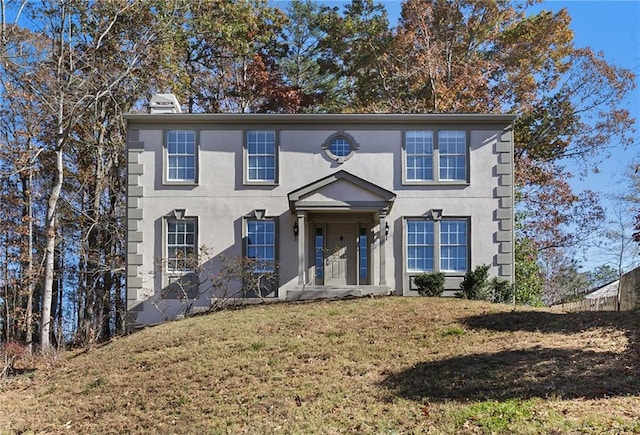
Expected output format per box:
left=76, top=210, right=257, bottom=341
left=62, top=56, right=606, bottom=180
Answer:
left=1, top=341, right=27, bottom=378
left=460, top=264, right=490, bottom=299
left=514, top=237, right=543, bottom=306
left=488, top=277, right=514, bottom=304
left=460, top=265, right=515, bottom=303
left=414, top=272, right=445, bottom=297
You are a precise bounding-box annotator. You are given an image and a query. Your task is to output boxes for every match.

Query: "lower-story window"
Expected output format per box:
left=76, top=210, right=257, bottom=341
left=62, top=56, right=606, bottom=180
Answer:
left=246, top=219, right=276, bottom=272
left=315, top=227, right=324, bottom=282
left=359, top=227, right=368, bottom=282
left=407, top=220, right=435, bottom=272
left=245, top=217, right=278, bottom=297
left=440, top=220, right=467, bottom=272
left=167, top=218, right=197, bottom=272
left=406, top=218, right=468, bottom=273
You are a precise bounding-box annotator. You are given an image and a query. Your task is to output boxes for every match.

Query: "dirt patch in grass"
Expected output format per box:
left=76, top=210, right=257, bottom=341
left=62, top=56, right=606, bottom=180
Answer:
left=1, top=297, right=638, bottom=434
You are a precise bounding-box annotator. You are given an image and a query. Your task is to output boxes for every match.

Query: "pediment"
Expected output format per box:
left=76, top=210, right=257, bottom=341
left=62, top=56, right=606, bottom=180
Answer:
left=288, top=170, right=395, bottom=212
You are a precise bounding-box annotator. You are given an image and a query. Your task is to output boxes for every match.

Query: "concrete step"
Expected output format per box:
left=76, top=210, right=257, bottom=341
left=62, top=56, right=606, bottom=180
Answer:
left=286, top=286, right=391, bottom=301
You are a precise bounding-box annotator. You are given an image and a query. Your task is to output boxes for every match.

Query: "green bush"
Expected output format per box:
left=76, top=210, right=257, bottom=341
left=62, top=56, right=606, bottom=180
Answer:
left=488, top=276, right=514, bottom=303
left=414, top=272, right=445, bottom=297
left=459, top=265, right=514, bottom=303
left=514, top=237, right=543, bottom=306
left=459, top=264, right=490, bottom=299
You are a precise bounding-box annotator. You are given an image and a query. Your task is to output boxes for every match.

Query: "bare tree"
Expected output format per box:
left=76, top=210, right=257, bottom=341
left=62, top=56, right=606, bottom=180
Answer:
left=1, top=0, right=156, bottom=350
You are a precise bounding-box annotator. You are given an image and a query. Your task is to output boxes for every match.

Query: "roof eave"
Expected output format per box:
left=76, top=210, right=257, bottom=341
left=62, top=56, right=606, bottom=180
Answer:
left=124, top=112, right=518, bottom=125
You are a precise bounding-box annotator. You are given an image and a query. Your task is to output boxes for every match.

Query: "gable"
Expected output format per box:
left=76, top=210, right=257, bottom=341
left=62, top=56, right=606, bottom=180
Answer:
left=288, top=170, right=395, bottom=212
left=303, top=179, right=386, bottom=203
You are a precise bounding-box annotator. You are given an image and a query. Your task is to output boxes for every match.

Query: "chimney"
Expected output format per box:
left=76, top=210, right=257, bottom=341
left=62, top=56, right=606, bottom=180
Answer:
left=150, top=93, right=182, bottom=114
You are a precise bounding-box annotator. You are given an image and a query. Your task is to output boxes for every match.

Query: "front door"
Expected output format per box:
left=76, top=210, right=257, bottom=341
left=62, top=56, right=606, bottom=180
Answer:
left=324, top=223, right=357, bottom=285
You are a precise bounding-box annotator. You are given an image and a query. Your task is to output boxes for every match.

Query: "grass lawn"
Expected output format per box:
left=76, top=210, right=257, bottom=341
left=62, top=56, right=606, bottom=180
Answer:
left=1, top=297, right=639, bottom=434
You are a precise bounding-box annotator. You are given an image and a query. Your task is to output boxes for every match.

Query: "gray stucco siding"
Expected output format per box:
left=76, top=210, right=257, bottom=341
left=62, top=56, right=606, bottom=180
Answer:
left=126, top=114, right=515, bottom=326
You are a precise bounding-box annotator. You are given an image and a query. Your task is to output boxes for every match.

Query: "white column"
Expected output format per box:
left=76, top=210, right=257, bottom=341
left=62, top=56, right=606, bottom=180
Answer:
left=297, top=212, right=306, bottom=286
left=379, top=211, right=387, bottom=286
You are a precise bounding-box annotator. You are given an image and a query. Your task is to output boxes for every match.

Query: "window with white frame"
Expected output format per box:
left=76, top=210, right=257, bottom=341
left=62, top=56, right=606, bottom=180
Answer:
left=167, top=218, right=197, bottom=272
left=405, top=131, right=434, bottom=181
left=246, top=219, right=276, bottom=272
left=406, top=220, right=435, bottom=272
left=406, top=218, right=468, bottom=273
left=247, top=130, right=276, bottom=183
left=167, top=130, right=196, bottom=182
left=404, top=130, right=467, bottom=183
left=439, top=220, right=468, bottom=272
left=439, top=130, right=467, bottom=181
left=330, top=137, right=351, bottom=157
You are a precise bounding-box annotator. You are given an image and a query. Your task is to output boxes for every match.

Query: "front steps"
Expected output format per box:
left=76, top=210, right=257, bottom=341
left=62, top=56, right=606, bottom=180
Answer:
left=285, top=285, right=392, bottom=301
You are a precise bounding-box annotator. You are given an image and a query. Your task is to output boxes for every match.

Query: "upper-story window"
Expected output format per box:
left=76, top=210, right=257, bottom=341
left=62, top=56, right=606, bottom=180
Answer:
left=439, top=130, right=467, bottom=181
left=330, top=138, right=351, bottom=157
left=246, top=130, right=277, bottom=184
left=405, top=130, right=434, bottom=181
left=403, top=130, right=467, bottom=184
left=322, top=132, right=359, bottom=163
left=166, top=130, right=197, bottom=183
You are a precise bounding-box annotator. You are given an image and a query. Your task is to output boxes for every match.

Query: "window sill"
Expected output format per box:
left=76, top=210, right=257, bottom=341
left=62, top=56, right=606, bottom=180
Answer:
left=408, top=271, right=467, bottom=277
left=402, top=180, right=470, bottom=187
left=244, top=181, right=279, bottom=186
left=163, top=181, right=199, bottom=186
left=166, top=271, right=198, bottom=283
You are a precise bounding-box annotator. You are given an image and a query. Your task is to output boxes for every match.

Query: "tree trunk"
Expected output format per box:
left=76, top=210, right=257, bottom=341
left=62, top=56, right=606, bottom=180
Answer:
left=102, top=267, right=112, bottom=339
left=1, top=241, right=10, bottom=342
left=20, top=168, right=34, bottom=352
left=114, top=270, right=124, bottom=335
left=40, top=130, right=64, bottom=352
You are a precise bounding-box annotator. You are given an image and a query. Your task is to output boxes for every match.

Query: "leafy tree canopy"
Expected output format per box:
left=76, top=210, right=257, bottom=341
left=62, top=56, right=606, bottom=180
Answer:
left=0, top=0, right=635, bottom=347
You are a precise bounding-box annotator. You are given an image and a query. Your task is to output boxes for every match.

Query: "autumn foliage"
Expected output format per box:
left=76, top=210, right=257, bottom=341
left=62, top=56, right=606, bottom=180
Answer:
left=0, top=0, right=635, bottom=348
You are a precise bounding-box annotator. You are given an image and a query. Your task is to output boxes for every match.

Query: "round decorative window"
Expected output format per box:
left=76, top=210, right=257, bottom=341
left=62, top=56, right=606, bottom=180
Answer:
left=322, top=133, right=359, bottom=163
left=330, top=138, right=351, bottom=157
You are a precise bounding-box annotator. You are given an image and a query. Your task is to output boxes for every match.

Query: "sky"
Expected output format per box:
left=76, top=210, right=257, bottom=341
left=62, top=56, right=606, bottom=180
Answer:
left=524, top=1, right=640, bottom=196
left=526, top=1, right=640, bottom=271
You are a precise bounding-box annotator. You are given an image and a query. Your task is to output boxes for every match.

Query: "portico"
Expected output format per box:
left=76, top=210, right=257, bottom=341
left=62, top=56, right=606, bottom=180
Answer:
left=287, top=171, right=395, bottom=298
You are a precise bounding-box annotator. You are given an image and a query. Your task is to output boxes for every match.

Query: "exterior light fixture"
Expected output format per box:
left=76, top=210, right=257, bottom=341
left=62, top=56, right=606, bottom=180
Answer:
left=385, top=221, right=390, bottom=239
left=293, top=221, right=299, bottom=238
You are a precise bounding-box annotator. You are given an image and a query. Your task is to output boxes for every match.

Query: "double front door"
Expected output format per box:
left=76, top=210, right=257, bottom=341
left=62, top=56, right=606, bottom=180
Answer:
left=315, top=222, right=368, bottom=286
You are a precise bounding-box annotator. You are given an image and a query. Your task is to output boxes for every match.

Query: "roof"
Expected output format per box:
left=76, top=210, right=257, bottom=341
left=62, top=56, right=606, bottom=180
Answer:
left=585, top=280, right=620, bottom=298
left=124, top=112, right=517, bottom=126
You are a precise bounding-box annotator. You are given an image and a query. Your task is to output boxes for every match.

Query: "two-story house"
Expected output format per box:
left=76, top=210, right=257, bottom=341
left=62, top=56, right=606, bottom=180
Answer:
left=126, top=94, right=516, bottom=326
